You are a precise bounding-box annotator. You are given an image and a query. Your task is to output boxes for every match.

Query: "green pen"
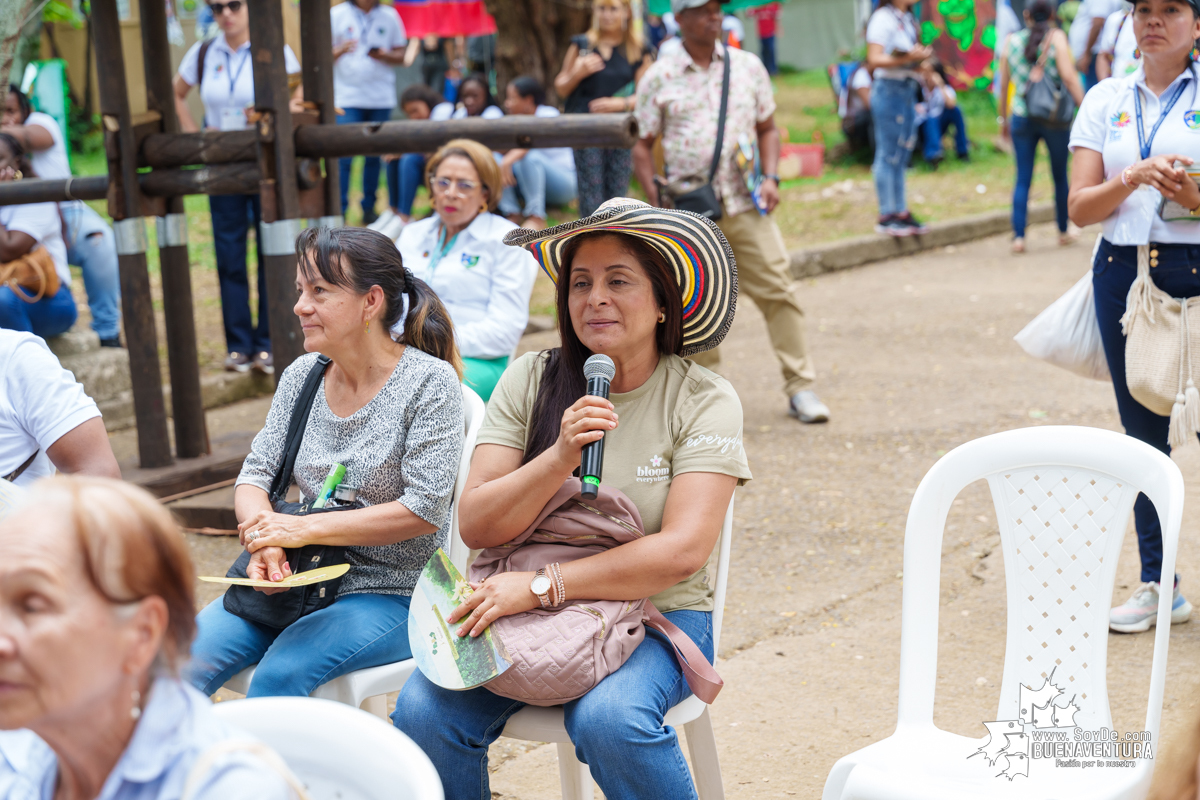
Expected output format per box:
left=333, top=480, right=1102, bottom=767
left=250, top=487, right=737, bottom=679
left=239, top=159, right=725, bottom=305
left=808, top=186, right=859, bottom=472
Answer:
left=313, top=463, right=346, bottom=508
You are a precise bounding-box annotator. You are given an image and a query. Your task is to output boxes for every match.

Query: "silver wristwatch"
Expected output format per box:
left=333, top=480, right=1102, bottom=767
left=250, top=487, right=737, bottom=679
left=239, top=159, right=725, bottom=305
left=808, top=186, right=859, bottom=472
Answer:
left=530, top=569, right=553, bottom=609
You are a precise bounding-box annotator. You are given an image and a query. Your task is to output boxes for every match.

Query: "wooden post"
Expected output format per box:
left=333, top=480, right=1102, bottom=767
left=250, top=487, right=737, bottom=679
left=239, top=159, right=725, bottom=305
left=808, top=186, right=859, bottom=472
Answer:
left=139, top=0, right=210, bottom=459
left=299, top=0, right=341, bottom=225
left=247, top=0, right=305, bottom=378
left=91, top=0, right=173, bottom=469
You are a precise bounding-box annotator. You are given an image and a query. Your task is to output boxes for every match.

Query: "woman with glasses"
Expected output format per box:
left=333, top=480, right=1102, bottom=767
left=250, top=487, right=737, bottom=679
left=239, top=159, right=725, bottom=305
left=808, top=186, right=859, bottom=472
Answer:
left=395, top=139, right=539, bottom=401
left=173, top=0, right=302, bottom=375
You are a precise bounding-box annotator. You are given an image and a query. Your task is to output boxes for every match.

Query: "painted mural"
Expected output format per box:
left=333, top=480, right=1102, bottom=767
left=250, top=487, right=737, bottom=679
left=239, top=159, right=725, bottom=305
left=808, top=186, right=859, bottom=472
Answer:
left=921, top=0, right=999, bottom=90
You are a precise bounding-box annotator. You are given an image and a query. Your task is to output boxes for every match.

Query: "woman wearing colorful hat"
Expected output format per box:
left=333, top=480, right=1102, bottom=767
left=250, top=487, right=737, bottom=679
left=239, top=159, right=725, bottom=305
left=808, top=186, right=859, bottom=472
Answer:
left=392, top=199, right=752, bottom=799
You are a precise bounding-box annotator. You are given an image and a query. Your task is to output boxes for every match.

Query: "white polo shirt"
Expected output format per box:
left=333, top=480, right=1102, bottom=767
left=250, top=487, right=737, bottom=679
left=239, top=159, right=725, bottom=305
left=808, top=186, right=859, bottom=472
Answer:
left=395, top=213, right=538, bottom=359
left=0, top=203, right=69, bottom=285
left=1099, top=9, right=1138, bottom=79
left=331, top=1, right=407, bottom=110
left=1070, top=63, right=1200, bottom=244
left=451, top=104, right=504, bottom=120
left=177, top=35, right=301, bottom=130
left=23, top=112, right=70, bottom=181
left=0, top=331, right=101, bottom=487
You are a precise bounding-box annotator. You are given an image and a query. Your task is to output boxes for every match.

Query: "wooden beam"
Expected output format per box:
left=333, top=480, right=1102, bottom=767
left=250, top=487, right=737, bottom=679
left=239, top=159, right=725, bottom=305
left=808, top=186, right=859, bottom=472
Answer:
left=139, top=0, right=210, bottom=461
left=247, top=0, right=306, bottom=378
left=299, top=0, right=340, bottom=221
left=91, top=0, right=173, bottom=470
left=136, top=113, right=640, bottom=168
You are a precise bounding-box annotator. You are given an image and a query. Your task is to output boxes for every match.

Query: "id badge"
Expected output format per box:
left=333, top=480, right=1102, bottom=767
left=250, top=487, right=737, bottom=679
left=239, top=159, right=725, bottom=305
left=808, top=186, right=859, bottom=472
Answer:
left=218, top=106, right=247, bottom=131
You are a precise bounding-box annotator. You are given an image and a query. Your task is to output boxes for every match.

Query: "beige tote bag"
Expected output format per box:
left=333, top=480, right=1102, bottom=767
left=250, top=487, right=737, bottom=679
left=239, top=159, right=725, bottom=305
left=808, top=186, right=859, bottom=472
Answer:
left=1121, top=244, right=1200, bottom=447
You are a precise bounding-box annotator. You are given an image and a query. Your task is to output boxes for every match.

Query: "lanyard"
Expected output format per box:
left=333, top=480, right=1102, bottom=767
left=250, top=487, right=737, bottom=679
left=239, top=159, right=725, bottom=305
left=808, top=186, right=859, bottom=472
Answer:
left=225, top=47, right=250, bottom=95
left=427, top=226, right=459, bottom=274
left=1135, top=77, right=1189, bottom=160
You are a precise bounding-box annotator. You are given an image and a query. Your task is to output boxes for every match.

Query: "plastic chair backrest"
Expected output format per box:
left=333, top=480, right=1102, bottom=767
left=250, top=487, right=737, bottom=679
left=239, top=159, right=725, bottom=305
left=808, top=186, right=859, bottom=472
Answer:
left=447, top=384, right=485, bottom=573
left=710, top=496, right=735, bottom=655
left=212, top=696, right=444, bottom=800
left=896, top=427, right=1182, bottom=747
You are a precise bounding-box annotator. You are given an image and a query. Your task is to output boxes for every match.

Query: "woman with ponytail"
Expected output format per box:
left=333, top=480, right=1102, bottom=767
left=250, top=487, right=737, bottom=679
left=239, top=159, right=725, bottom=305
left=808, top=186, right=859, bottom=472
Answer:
left=184, top=226, right=465, bottom=698
left=998, top=0, right=1085, bottom=253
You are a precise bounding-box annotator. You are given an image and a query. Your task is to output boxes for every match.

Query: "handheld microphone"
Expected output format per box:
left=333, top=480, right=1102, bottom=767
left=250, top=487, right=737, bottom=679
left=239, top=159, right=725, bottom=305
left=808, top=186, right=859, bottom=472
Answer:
left=580, top=354, right=616, bottom=499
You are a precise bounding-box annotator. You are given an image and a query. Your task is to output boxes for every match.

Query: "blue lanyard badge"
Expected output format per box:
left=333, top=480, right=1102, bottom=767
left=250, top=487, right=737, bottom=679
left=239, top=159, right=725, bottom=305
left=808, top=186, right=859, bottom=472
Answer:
left=225, top=49, right=250, bottom=94
left=1135, top=78, right=1189, bottom=160
left=427, top=226, right=458, bottom=274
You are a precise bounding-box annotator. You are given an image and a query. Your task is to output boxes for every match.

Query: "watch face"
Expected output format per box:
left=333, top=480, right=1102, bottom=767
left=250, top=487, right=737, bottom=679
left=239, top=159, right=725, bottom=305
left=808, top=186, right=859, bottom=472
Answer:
left=530, top=575, right=552, bottom=595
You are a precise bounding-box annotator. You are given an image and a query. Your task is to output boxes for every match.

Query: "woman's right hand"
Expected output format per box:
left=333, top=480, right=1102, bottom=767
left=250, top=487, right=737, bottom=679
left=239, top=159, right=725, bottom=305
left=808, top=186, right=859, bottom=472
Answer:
left=551, top=395, right=618, bottom=469
left=246, top=546, right=293, bottom=595
left=906, top=44, right=932, bottom=64
left=575, top=52, right=605, bottom=79
left=1128, top=154, right=1195, bottom=199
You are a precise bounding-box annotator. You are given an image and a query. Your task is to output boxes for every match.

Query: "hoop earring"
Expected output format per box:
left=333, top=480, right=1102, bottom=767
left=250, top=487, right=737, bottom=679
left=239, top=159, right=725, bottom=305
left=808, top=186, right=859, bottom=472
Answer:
left=658, top=311, right=666, bottom=324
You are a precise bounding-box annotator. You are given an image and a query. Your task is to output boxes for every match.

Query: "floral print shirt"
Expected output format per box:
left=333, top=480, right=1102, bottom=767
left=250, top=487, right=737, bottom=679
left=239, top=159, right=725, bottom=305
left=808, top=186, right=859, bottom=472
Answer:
left=635, top=42, right=776, bottom=217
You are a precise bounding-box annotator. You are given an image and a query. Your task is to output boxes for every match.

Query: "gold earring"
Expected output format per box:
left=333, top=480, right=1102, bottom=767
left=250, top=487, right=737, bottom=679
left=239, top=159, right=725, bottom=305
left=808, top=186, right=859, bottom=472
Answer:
left=658, top=311, right=666, bottom=323
left=365, top=319, right=370, bottom=333
left=480, top=203, right=488, bottom=214
left=12, top=169, right=22, bottom=181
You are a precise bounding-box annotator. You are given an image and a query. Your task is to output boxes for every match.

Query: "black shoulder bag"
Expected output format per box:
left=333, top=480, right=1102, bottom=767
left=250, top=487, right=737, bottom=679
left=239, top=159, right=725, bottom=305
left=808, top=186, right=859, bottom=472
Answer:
left=222, top=355, right=357, bottom=629
left=665, top=49, right=731, bottom=220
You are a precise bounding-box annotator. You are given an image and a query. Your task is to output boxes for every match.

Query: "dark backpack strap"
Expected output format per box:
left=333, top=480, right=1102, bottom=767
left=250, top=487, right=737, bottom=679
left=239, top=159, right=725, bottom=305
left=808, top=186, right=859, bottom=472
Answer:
left=707, top=47, right=732, bottom=185
left=268, top=355, right=332, bottom=505
left=197, top=39, right=212, bottom=94
left=3, top=451, right=38, bottom=483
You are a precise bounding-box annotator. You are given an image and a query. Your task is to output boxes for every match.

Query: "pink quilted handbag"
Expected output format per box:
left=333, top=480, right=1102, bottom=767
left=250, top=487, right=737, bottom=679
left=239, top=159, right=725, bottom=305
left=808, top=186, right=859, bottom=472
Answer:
left=471, top=478, right=723, bottom=707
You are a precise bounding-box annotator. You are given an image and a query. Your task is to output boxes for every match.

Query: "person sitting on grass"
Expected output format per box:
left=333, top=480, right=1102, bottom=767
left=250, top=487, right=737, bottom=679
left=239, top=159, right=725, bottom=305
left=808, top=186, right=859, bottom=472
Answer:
left=0, top=133, right=76, bottom=341
left=498, top=76, right=578, bottom=231
left=372, top=84, right=456, bottom=241
left=396, top=139, right=538, bottom=402
left=916, top=58, right=970, bottom=166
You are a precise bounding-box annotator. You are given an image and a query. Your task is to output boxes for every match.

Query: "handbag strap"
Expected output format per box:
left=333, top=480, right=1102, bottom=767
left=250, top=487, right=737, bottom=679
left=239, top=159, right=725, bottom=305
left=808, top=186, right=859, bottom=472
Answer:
left=3, top=451, right=38, bottom=483
left=707, top=47, right=732, bottom=184
left=643, top=602, right=724, bottom=704
left=268, top=355, right=332, bottom=505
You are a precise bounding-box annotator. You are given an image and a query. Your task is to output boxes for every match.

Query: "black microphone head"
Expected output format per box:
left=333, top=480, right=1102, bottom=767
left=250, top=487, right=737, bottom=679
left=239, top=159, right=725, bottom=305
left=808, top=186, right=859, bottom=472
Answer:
left=583, top=354, right=616, bottom=382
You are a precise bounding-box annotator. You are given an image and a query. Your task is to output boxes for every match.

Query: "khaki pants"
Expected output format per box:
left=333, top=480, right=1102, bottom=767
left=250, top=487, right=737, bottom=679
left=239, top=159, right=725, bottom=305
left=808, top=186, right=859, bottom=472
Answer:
left=691, top=210, right=815, bottom=397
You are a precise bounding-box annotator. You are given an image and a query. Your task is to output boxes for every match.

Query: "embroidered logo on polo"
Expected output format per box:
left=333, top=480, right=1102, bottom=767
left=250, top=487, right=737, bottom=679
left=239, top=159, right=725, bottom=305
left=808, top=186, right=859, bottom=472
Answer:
left=1185, top=110, right=1200, bottom=130
left=1111, top=111, right=1132, bottom=128
left=461, top=254, right=480, bottom=268
left=636, top=454, right=670, bottom=483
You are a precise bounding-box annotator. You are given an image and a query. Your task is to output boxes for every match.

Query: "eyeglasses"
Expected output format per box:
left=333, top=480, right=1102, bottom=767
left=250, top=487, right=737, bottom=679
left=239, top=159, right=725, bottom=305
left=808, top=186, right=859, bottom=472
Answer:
left=431, top=177, right=480, bottom=196
left=209, top=1, right=243, bottom=15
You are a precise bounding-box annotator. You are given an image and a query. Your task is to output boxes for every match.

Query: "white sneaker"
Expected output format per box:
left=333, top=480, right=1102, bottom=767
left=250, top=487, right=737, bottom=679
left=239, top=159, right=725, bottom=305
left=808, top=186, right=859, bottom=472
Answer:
left=1109, top=580, right=1193, bottom=633
left=367, top=208, right=397, bottom=233
left=379, top=214, right=406, bottom=241
left=788, top=390, right=830, bottom=423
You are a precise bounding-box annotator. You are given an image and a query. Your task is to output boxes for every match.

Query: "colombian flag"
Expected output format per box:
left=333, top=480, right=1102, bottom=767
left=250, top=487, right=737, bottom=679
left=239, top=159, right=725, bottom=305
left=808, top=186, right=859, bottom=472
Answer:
left=392, top=0, right=497, bottom=37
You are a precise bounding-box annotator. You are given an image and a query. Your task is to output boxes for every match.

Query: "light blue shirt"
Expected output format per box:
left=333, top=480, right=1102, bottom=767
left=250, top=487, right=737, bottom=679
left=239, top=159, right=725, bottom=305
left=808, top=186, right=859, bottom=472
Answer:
left=0, top=678, right=293, bottom=800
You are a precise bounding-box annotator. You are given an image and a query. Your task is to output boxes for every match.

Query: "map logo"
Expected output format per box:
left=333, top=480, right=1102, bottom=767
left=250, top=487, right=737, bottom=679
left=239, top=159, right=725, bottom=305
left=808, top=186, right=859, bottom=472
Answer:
left=969, top=668, right=1152, bottom=780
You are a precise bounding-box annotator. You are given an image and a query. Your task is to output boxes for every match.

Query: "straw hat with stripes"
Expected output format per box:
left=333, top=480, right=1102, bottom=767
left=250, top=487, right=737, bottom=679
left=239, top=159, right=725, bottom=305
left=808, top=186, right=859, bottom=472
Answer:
left=503, top=198, right=738, bottom=357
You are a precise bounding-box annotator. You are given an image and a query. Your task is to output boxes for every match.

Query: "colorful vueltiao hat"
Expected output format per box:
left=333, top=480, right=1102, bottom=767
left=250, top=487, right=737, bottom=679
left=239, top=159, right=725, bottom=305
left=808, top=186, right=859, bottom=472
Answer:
left=503, top=198, right=738, bottom=357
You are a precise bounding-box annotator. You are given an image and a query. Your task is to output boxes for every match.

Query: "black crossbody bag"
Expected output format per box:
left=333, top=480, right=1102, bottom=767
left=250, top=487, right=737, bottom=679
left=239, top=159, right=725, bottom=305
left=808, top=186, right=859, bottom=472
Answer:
left=222, top=355, right=358, bottom=629
left=665, top=50, right=731, bottom=220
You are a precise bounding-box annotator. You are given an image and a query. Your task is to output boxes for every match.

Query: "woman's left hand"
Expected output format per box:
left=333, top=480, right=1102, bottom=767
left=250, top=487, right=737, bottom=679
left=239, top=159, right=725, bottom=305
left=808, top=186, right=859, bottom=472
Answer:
left=500, top=156, right=518, bottom=187
left=239, top=510, right=317, bottom=552
left=447, top=571, right=539, bottom=637
left=588, top=96, right=629, bottom=113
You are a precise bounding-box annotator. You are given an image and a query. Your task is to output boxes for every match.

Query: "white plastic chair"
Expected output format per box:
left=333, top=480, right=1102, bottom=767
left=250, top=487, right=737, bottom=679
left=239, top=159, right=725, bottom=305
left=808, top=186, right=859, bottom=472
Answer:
left=497, top=496, right=736, bottom=800
left=212, top=696, right=443, bottom=800
left=223, top=384, right=486, bottom=715
left=822, top=426, right=1184, bottom=800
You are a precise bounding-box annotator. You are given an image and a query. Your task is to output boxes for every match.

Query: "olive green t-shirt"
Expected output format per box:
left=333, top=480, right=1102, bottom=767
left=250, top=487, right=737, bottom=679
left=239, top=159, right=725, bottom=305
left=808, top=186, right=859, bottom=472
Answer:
left=476, top=351, right=753, bottom=612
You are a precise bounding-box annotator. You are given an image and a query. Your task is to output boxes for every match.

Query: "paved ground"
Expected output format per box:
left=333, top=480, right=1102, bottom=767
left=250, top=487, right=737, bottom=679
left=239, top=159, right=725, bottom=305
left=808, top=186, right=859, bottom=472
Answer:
left=128, top=219, right=1200, bottom=798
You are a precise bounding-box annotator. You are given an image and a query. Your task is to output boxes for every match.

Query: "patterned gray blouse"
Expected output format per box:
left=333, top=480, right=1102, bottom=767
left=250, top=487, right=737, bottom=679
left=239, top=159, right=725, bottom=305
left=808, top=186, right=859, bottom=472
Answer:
left=236, top=347, right=464, bottom=597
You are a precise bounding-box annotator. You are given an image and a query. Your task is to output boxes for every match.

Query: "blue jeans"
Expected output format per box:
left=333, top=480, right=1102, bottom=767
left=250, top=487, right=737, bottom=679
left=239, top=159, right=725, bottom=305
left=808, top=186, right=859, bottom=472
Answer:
left=387, top=153, right=427, bottom=216
left=0, top=283, right=77, bottom=338
left=1011, top=114, right=1070, bottom=237
left=62, top=203, right=121, bottom=340
left=760, top=35, right=777, bottom=75
left=209, top=193, right=270, bottom=355
left=1092, top=239, right=1200, bottom=584
left=392, top=609, right=713, bottom=800
left=185, top=592, right=413, bottom=697
left=870, top=77, right=918, bottom=217
left=338, top=107, right=394, bottom=216
left=920, top=107, right=969, bottom=161
left=499, top=150, right=578, bottom=219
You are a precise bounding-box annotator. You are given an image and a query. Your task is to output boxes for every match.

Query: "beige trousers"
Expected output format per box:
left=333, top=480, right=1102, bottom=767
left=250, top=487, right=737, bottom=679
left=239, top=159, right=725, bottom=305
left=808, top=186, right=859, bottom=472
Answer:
left=692, top=210, right=816, bottom=397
